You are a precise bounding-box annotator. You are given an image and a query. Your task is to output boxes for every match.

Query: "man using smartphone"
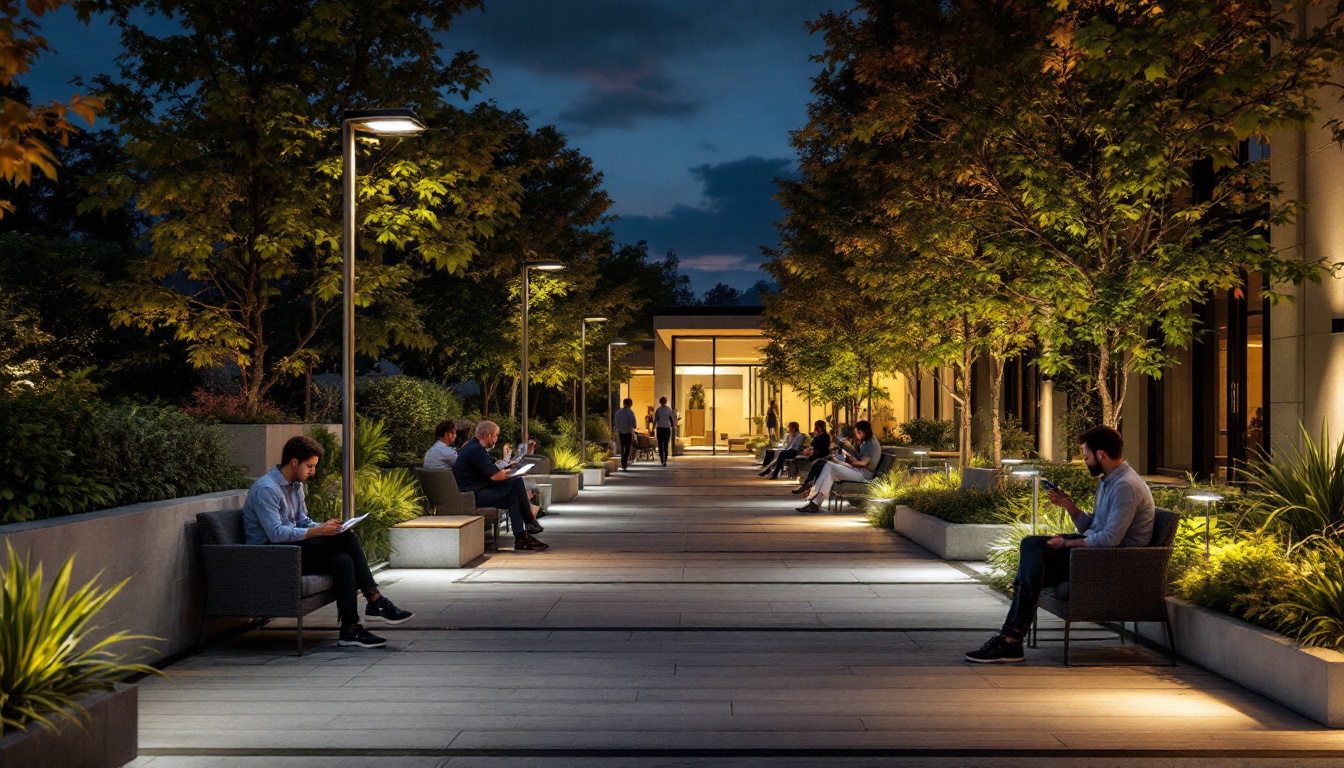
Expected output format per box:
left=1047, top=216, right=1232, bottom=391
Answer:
left=965, top=426, right=1154, bottom=663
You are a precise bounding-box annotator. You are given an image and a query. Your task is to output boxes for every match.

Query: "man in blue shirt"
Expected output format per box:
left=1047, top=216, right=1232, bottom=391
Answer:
left=242, top=436, right=414, bottom=649
left=965, top=426, right=1155, bottom=663
left=423, top=420, right=458, bottom=469
left=454, top=421, right=549, bottom=551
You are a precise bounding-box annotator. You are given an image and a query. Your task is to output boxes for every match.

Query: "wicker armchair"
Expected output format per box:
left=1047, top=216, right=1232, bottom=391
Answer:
left=1032, top=507, right=1181, bottom=666
left=195, top=509, right=335, bottom=656
left=827, top=453, right=897, bottom=513
left=412, top=467, right=500, bottom=550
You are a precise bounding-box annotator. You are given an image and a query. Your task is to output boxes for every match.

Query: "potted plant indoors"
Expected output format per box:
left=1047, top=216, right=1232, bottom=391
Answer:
left=0, top=544, right=157, bottom=767
left=685, top=384, right=707, bottom=443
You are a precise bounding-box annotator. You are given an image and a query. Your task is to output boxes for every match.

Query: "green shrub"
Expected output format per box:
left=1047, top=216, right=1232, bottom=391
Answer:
left=1278, top=542, right=1344, bottom=651
left=0, top=377, right=113, bottom=523
left=308, top=425, right=342, bottom=493
left=550, top=446, right=583, bottom=473
left=902, top=489, right=1013, bottom=525
left=1175, top=535, right=1298, bottom=630
left=985, top=506, right=1077, bottom=592
left=585, top=414, right=610, bottom=444
left=0, top=543, right=159, bottom=731
left=356, top=377, right=462, bottom=467
left=307, top=466, right=424, bottom=564
left=999, top=414, right=1036, bottom=457
left=1242, top=424, right=1344, bottom=542
left=898, top=418, right=954, bottom=450
left=88, top=404, right=249, bottom=507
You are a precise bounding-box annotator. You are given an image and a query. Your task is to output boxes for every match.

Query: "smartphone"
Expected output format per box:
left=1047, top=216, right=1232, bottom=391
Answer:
left=1039, top=478, right=1064, bottom=494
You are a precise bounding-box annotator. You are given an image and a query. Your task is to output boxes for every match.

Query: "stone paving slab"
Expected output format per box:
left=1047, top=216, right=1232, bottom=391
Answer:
left=137, top=456, right=1344, bottom=765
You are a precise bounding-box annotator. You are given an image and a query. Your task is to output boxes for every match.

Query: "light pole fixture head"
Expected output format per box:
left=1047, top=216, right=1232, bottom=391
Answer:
left=912, top=450, right=929, bottom=456
left=609, top=340, right=628, bottom=347
left=1187, top=492, right=1225, bottom=503
left=1000, top=458, right=1025, bottom=466
left=584, top=316, right=608, bottom=323
left=527, top=260, right=566, bottom=271
left=1010, top=467, right=1041, bottom=477
left=343, top=108, right=427, bottom=135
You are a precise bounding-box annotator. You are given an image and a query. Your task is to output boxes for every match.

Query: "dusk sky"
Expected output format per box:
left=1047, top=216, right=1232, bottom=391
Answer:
left=26, top=1, right=841, bottom=296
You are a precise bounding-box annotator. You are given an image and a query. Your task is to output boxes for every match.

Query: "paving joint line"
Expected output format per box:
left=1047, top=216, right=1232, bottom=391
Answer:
left=135, top=748, right=1344, bottom=758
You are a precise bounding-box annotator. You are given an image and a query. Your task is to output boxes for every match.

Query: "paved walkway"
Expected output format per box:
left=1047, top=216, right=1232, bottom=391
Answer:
left=133, top=456, right=1344, bottom=767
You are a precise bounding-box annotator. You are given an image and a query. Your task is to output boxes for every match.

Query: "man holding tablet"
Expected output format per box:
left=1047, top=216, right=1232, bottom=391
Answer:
left=454, top=421, right=550, bottom=551
left=242, top=435, right=414, bottom=649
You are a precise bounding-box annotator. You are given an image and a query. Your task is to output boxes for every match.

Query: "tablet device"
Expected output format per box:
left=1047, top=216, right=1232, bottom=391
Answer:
left=510, top=462, right=535, bottom=478
left=339, top=513, right=369, bottom=532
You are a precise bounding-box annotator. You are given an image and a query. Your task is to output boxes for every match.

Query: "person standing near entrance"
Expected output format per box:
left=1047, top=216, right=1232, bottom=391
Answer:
left=653, top=396, right=676, bottom=466
left=766, top=401, right=779, bottom=441
left=614, top=398, right=638, bottom=470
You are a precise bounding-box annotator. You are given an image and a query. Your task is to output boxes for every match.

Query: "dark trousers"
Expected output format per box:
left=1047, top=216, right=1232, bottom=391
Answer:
left=1003, top=535, right=1073, bottom=634
left=768, top=449, right=800, bottom=479
left=761, top=448, right=778, bottom=467
left=801, top=457, right=828, bottom=487
left=296, top=531, right=377, bottom=627
left=473, top=479, right=532, bottom=536
left=656, top=427, right=671, bottom=464
left=619, top=432, right=634, bottom=469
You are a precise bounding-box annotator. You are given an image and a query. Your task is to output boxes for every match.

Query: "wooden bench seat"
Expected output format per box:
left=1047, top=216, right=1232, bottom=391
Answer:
left=389, top=515, right=485, bottom=568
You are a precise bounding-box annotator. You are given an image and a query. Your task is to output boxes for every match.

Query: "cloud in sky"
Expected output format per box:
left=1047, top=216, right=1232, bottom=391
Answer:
left=610, top=156, right=796, bottom=293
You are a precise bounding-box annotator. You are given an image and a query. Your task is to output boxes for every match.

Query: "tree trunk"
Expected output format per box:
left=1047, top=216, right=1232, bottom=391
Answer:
left=990, top=355, right=1005, bottom=465
left=1097, top=339, right=1127, bottom=428
left=303, top=363, right=312, bottom=422
left=508, top=376, right=519, bottom=420
left=960, top=340, right=974, bottom=468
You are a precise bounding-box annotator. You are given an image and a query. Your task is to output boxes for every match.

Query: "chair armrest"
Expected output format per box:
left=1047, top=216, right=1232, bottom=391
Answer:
left=1066, top=546, right=1173, bottom=622
left=200, top=544, right=303, bottom=617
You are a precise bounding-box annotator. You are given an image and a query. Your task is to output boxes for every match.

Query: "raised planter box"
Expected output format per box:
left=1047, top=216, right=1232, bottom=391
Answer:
left=1138, top=598, right=1344, bottom=728
left=581, top=468, right=605, bottom=487
left=389, top=515, right=484, bottom=568
left=533, top=473, right=578, bottom=503
left=603, top=458, right=620, bottom=474
left=0, top=683, right=137, bottom=768
left=894, top=505, right=1011, bottom=561
left=218, top=423, right=341, bottom=477
left=0, top=490, right=249, bottom=664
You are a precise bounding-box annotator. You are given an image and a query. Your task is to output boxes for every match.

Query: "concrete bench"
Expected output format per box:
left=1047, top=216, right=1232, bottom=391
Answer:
left=389, top=515, right=485, bottom=568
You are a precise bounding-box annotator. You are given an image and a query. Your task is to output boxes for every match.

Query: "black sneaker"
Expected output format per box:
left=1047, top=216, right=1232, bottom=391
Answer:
left=338, top=624, right=387, bottom=648
left=964, top=634, right=1025, bottom=664
left=364, top=596, right=414, bottom=625
left=526, top=522, right=544, bottom=534
left=791, top=485, right=812, bottom=496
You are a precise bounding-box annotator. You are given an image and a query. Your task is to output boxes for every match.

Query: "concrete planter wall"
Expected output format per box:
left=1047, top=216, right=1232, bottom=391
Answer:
left=533, top=473, right=579, bottom=503
left=1138, top=598, right=1344, bottom=728
left=894, top=505, right=1011, bottom=561
left=0, top=684, right=137, bottom=768
left=218, top=423, right=341, bottom=477
left=603, top=458, right=620, bottom=474
left=0, top=490, right=249, bottom=664
left=581, top=468, right=605, bottom=487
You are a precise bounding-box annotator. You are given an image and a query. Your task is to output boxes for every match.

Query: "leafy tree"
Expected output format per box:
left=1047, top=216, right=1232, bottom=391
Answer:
left=701, top=282, right=741, bottom=306
left=812, top=0, right=1342, bottom=427
left=82, top=0, right=521, bottom=418
left=0, top=1, right=103, bottom=218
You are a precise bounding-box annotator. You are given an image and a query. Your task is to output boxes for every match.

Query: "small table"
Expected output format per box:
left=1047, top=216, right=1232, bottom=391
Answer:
left=389, top=515, right=485, bottom=568
left=726, top=437, right=748, bottom=452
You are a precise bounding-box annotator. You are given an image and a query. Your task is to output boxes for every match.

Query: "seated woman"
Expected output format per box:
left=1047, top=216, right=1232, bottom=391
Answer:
left=791, top=425, right=834, bottom=495
left=795, top=420, right=881, bottom=513
left=758, top=421, right=804, bottom=477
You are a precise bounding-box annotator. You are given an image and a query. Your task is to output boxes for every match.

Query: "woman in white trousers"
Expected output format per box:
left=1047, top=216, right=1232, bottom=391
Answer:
left=797, top=420, right=882, bottom=514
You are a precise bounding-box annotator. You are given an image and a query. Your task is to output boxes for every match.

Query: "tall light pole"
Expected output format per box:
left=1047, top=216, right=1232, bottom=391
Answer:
left=579, top=316, right=607, bottom=462
left=520, top=259, right=566, bottom=447
left=340, top=108, right=425, bottom=520
left=607, top=340, right=628, bottom=439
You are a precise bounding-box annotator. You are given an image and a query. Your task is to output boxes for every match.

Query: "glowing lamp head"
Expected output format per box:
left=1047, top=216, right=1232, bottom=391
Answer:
left=609, top=340, right=628, bottom=347
left=344, top=108, right=426, bottom=135
left=527, top=260, right=566, bottom=271
left=1011, top=467, right=1041, bottom=477
left=1187, top=492, right=1225, bottom=503
left=912, top=450, right=929, bottom=456
left=584, top=316, right=608, bottom=323
left=1001, top=458, right=1024, bottom=466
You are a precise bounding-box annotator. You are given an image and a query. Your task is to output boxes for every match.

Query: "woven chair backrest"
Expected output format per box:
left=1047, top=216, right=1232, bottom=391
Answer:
left=196, top=509, right=246, bottom=546
left=413, top=467, right=462, bottom=507
left=1150, top=507, right=1180, bottom=548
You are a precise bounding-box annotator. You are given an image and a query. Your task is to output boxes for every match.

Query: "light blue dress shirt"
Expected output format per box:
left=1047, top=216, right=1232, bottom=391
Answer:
left=242, top=467, right=316, bottom=545
left=423, top=440, right=458, bottom=469
left=1078, top=461, right=1155, bottom=548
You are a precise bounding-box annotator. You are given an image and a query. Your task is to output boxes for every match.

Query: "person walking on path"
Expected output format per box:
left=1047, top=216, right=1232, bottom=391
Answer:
left=614, top=398, right=638, bottom=470
left=765, top=401, right=779, bottom=441
left=242, top=436, right=414, bottom=649
left=653, top=397, right=676, bottom=466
